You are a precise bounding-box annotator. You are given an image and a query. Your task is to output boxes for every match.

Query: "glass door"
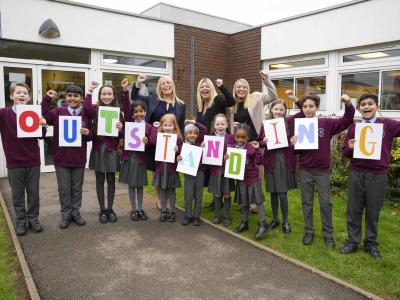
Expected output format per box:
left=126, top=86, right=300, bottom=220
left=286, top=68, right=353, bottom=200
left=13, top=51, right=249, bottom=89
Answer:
left=37, top=66, right=88, bottom=172
left=0, top=63, right=37, bottom=177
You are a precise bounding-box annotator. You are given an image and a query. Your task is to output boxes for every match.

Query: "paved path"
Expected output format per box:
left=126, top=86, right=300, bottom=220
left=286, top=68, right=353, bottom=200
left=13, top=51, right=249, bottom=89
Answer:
left=0, top=171, right=365, bottom=299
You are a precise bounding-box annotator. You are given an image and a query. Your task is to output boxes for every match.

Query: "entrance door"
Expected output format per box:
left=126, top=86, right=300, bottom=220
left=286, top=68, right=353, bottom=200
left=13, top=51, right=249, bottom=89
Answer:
left=0, top=63, right=88, bottom=177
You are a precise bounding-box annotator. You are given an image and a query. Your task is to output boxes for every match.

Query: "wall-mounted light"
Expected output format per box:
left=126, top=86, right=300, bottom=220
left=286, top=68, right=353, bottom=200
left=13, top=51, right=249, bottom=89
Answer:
left=270, top=63, right=293, bottom=69
left=103, top=58, right=118, bottom=64
left=39, top=18, right=60, bottom=38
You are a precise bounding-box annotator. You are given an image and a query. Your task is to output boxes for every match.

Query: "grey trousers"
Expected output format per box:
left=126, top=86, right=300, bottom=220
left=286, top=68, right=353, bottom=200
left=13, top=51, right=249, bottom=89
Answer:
left=347, top=170, right=387, bottom=247
left=300, top=170, right=333, bottom=240
left=8, top=166, right=40, bottom=225
left=55, top=166, right=85, bottom=220
left=184, top=172, right=204, bottom=219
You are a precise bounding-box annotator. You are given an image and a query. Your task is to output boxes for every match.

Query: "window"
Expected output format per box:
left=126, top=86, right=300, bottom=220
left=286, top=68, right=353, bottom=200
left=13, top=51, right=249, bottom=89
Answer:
left=102, top=72, right=160, bottom=104
left=102, top=54, right=167, bottom=69
left=3, top=67, right=33, bottom=107
left=269, top=58, right=325, bottom=70
left=381, top=70, right=400, bottom=110
left=343, top=49, right=400, bottom=63
left=341, top=72, right=379, bottom=104
left=0, top=40, right=90, bottom=64
left=271, top=76, right=326, bottom=110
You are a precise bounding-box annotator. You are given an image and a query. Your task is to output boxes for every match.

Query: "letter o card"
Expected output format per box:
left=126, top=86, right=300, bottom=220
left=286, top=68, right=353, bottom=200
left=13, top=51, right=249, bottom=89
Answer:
left=97, top=106, right=120, bottom=137
left=353, top=123, right=383, bottom=160
left=202, top=135, right=224, bottom=166
left=224, top=147, right=246, bottom=180
left=124, top=122, right=145, bottom=152
left=263, top=118, right=288, bottom=150
left=16, top=105, right=42, bottom=138
left=155, top=132, right=177, bottom=163
left=59, top=116, right=82, bottom=147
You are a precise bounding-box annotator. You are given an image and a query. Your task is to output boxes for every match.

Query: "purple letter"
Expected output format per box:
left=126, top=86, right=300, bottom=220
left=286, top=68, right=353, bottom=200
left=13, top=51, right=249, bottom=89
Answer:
left=128, top=127, right=141, bottom=148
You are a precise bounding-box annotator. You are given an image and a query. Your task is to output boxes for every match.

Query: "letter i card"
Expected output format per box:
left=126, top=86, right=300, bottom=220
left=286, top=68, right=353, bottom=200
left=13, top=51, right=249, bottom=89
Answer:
left=353, top=123, right=383, bottom=160
left=224, top=147, right=246, bottom=180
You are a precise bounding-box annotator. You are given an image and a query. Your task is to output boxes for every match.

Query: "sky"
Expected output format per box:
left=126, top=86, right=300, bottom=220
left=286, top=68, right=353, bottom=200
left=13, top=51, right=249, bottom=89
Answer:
left=71, top=0, right=351, bottom=26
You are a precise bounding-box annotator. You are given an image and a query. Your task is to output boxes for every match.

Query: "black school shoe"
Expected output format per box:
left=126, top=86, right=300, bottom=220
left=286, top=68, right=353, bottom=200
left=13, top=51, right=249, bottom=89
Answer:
left=159, top=210, right=168, bottom=222
left=324, top=238, right=336, bottom=249
left=282, top=222, right=291, bottom=234
left=302, top=233, right=314, bottom=245
left=28, top=219, right=43, bottom=233
left=130, top=210, right=139, bottom=221
left=212, top=217, right=221, bottom=224
left=138, top=210, right=148, bottom=220
left=16, top=221, right=27, bottom=236
left=224, top=218, right=231, bottom=227
left=181, top=217, right=193, bottom=225
left=365, top=246, right=382, bottom=260
left=340, top=242, right=358, bottom=254
left=268, top=220, right=280, bottom=231
left=108, top=209, right=117, bottom=223
left=99, top=210, right=109, bottom=223
left=71, top=214, right=86, bottom=226
left=193, top=218, right=201, bottom=226
left=255, top=220, right=268, bottom=239
left=233, top=222, right=249, bottom=233
left=168, top=212, right=176, bottom=222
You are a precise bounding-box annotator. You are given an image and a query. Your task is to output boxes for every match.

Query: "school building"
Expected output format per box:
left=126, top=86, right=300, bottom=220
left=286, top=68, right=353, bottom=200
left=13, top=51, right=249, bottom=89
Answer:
left=0, top=0, right=399, bottom=177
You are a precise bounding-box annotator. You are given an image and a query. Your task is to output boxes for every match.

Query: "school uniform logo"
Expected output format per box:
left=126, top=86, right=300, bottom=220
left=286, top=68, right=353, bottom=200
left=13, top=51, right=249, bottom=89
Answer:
left=318, top=128, right=325, bottom=137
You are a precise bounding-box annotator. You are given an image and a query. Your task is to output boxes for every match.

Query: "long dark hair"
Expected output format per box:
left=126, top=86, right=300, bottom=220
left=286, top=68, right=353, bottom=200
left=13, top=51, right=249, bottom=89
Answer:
left=93, top=85, right=119, bottom=138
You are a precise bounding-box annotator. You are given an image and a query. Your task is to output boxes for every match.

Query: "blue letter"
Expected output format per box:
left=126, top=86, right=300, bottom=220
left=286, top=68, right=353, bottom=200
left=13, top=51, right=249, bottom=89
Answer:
left=180, top=151, right=195, bottom=168
left=298, top=123, right=315, bottom=143
left=64, top=119, right=77, bottom=143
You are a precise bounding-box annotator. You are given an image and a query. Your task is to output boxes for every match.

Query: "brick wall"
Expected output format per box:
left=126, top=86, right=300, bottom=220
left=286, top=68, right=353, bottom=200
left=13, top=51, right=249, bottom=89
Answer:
left=173, top=25, right=261, bottom=118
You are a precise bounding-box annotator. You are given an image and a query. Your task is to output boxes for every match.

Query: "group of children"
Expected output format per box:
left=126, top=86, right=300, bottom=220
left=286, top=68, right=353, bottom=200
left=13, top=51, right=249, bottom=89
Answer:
left=1, top=79, right=399, bottom=261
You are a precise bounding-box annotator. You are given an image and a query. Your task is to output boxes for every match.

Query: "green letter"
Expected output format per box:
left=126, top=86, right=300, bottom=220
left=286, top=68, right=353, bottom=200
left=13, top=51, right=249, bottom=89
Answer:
left=228, top=152, right=242, bottom=175
left=100, top=110, right=118, bottom=133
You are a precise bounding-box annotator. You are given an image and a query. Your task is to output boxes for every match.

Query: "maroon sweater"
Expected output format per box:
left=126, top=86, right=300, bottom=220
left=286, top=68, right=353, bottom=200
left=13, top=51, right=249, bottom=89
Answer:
left=83, top=94, right=123, bottom=152
left=343, top=118, right=400, bottom=174
left=149, top=127, right=183, bottom=175
left=0, top=107, right=45, bottom=168
left=209, top=132, right=235, bottom=176
left=257, top=110, right=304, bottom=173
left=296, top=104, right=355, bottom=171
left=41, top=95, right=93, bottom=168
left=228, top=142, right=263, bottom=185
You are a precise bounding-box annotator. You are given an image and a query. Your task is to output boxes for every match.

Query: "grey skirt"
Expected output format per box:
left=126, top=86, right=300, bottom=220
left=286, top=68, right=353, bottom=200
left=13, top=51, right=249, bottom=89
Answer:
left=208, top=173, right=235, bottom=195
left=89, top=144, right=120, bottom=173
left=153, top=163, right=181, bottom=189
left=235, top=180, right=265, bottom=206
left=265, top=150, right=297, bottom=193
left=119, top=153, right=148, bottom=187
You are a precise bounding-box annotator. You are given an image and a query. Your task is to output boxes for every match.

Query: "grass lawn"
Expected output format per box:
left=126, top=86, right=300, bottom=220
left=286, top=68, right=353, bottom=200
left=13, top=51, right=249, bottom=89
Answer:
left=145, top=173, right=400, bottom=299
left=0, top=205, right=26, bottom=300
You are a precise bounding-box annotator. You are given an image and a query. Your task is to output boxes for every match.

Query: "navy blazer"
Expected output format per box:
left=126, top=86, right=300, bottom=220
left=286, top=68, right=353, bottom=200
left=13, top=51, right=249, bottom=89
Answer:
left=131, top=85, right=186, bottom=132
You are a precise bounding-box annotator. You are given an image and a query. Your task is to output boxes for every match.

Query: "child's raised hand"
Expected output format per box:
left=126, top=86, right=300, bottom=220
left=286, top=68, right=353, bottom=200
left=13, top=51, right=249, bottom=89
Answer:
left=89, top=81, right=99, bottom=92
left=215, top=79, right=223, bottom=87
left=224, top=153, right=229, bottom=161
left=39, top=117, right=47, bottom=127
left=341, top=94, right=352, bottom=107
left=137, top=74, right=147, bottom=85
left=116, top=121, right=123, bottom=131
left=232, top=122, right=240, bottom=128
left=285, top=90, right=298, bottom=102
left=260, top=70, right=268, bottom=81
left=80, top=128, right=89, bottom=136
left=142, top=137, right=148, bottom=144
left=121, top=78, right=129, bottom=91
left=263, top=137, right=268, bottom=143
left=290, top=135, right=298, bottom=145
left=177, top=155, right=183, bottom=162
left=153, top=121, right=160, bottom=128
left=348, top=139, right=355, bottom=149
left=174, top=145, right=178, bottom=152
left=184, top=119, right=195, bottom=125
left=200, top=141, right=205, bottom=148
left=46, top=90, right=57, bottom=99
left=250, top=141, right=259, bottom=149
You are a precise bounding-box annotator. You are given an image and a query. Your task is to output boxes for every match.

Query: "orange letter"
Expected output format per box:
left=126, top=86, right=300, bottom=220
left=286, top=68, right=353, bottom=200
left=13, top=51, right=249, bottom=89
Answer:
left=359, top=126, right=376, bottom=156
left=163, top=134, right=171, bottom=160
left=270, top=122, right=281, bottom=145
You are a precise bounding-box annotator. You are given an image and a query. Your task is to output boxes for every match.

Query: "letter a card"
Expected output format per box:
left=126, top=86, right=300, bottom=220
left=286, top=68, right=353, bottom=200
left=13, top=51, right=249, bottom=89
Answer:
left=176, top=143, right=202, bottom=176
left=224, top=147, right=246, bottom=180
left=353, top=123, right=383, bottom=160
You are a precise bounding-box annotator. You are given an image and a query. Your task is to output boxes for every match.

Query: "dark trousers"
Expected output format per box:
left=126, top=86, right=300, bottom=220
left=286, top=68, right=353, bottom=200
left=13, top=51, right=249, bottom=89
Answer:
left=8, top=166, right=40, bottom=225
left=55, top=166, right=85, bottom=220
left=300, top=170, right=333, bottom=240
left=184, top=172, right=204, bottom=219
left=347, top=170, right=387, bottom=248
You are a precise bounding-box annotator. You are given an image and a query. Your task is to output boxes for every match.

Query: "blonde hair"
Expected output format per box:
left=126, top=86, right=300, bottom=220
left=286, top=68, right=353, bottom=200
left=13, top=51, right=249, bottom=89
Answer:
left=210, top=113, right=229, bottom=135
left=196, top=78, right=217, bottom=112
left=158, top=113, right=182, bottom=139
left=231, top=78, right=254, bottom=113
left=156, top=76, right=184, bottom=106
